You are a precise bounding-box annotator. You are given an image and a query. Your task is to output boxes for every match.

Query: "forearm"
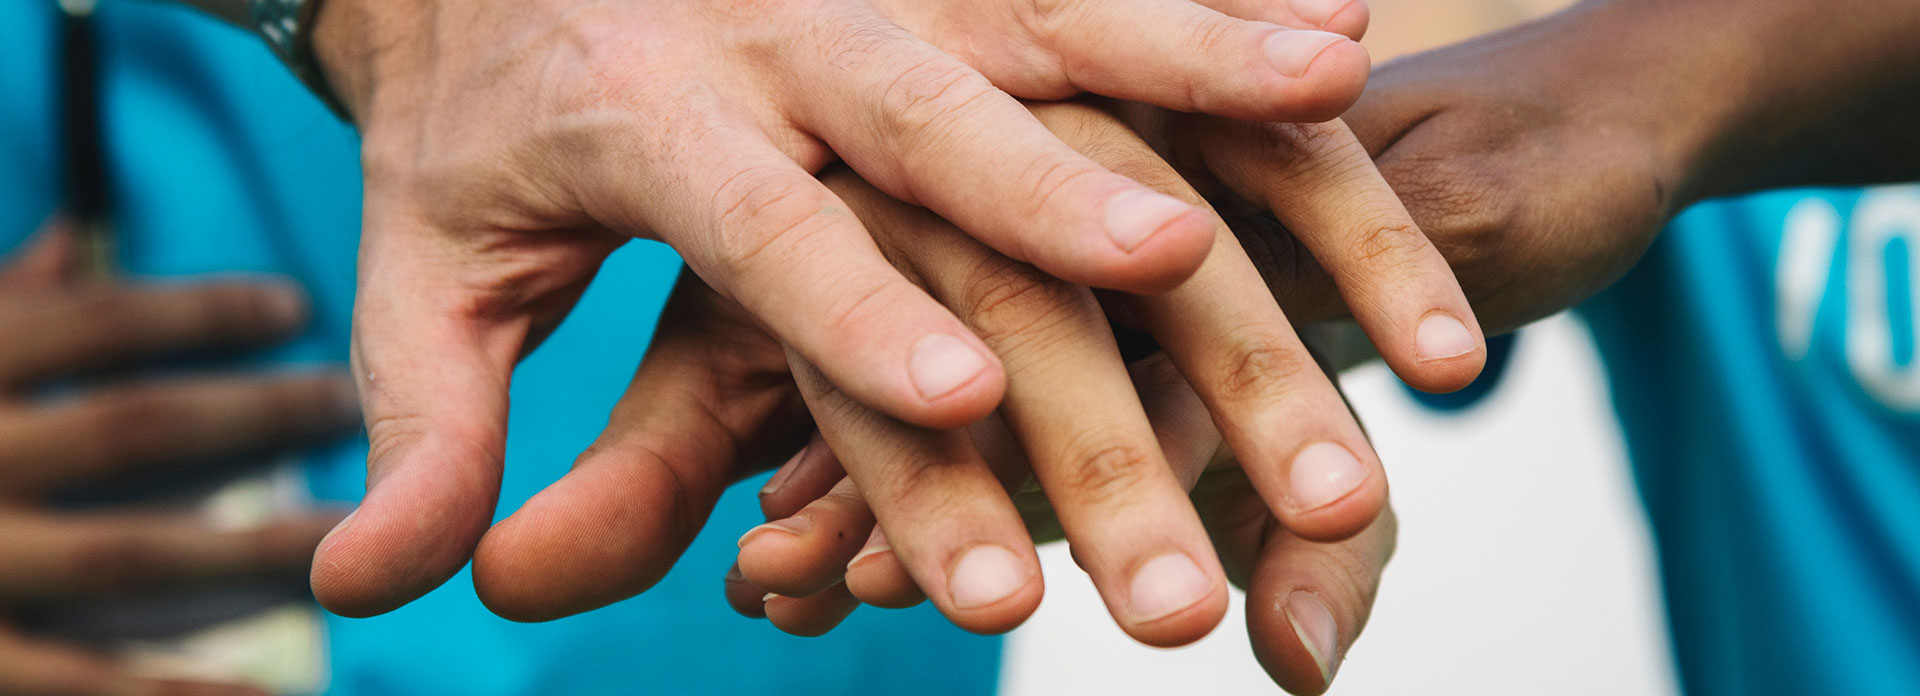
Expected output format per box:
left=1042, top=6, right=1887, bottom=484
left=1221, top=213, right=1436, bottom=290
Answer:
left=1626, top=0, right=1920, bottom=201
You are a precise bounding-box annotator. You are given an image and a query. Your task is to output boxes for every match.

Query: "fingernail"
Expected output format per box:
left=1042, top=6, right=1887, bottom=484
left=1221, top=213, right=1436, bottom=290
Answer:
left=264, top=284, right=309, bottom=328
left=1127, top=553, right=1214, bottom=624
left=908, top=334, right=990, bottom=401
left=760, top=447, right=808, bottom=498
left=737, top=518, right=811, bottom=549
left=948, top=545, right=1030, bottom=609
left=1288, top=0, right=1354, bottom=27
left=762, top=592, right=780, bottom=604
left=1415, top=313, right=1478, bottom=361
left=1288, top=442, right=1367, bottom=512
left=1286, top=591, right=1341, bottom=685
left=1264, top=30, right=1346, bottom=78
left=724, top=565, right=746, bottom=582
left=1104, top=189, right=1195, bottom=252
left=849, top=542, right=893, bottom=570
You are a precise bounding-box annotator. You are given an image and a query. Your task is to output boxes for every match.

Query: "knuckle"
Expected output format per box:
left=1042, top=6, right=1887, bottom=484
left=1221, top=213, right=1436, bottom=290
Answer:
left=1019, top=0, right=1094, bottom=44
left=1178, top=14, right=1240, bottom=63
left=1214, top=330, right=1312, bottom=404
left=1342, top=213, right=1433, bottom=270
left=959, top=258, right=1086, bottom=342
left=821, top=278, right=902, bottom=343
left=1054, top=437, right=1160, bottom=509
left=709, top=168, right=838, bottom=277
left=1012, top=154, right=1104, bottom=225
left=878, top=58, right=999, bottom=154
left=1252, top=122, right=1349, bottom=169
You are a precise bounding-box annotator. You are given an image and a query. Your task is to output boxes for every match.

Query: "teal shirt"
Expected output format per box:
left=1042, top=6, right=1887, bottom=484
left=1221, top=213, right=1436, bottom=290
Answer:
left=1, top=1, right=1001, bottom=693
left=1583, top=185, right=1920, bottom=695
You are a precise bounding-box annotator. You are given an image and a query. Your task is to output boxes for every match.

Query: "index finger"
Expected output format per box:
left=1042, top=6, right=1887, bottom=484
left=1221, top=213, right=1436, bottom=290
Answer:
left=0, top=281, right=308, bottom=388
left=1185, top=116, right=1487, bottom=393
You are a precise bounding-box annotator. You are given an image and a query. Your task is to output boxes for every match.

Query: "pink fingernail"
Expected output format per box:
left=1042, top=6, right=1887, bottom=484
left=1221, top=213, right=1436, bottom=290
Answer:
left=737, top=517, right=811, bottom=549
left=1288, top=0, right=1355, bottom=28
left=1288, top=442, right=1367, bottom=512
left=1415, top=313, right=1478, bottom=361
left=908, top=334, right=990, bottom=401
left=1103, top=189, right=1194, bottom=252
left=760, top=447, right=808, bottom=498
left=848, top=542, right=893, bottom=570
left=1286, top=591, right=1341, bottom=684
left=948, top=545, right=1030, bottom=609
left=1264, top=30, right=1346, bottom=78
left=1127, top=553, right=1213, bottom=624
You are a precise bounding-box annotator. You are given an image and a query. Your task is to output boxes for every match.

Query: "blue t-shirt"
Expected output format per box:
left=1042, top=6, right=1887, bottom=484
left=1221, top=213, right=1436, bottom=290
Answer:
left=0, top=1, right=1000, bottom=693
left=1582, top=185, right=1920, bottom=695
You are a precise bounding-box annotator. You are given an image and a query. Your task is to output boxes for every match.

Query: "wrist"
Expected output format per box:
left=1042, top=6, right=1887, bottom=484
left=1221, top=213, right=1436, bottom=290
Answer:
left=308, top=0, right=433, bottom=122
left=1625, top=0, right=1920, bottom=200
left=1531, top=0, right=1758, bottom=215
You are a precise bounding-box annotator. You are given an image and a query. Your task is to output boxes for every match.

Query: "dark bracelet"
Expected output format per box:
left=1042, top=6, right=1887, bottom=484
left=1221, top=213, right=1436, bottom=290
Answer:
left=249, top=0, right=351, bottom=121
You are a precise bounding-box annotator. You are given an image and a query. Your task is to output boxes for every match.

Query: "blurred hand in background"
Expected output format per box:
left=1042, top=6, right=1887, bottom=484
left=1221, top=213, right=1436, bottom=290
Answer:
left=0, top=223, right=358, bottom=696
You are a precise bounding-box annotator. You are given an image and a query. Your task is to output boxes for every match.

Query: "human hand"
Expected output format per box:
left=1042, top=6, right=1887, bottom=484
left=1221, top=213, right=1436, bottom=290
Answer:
left=0, top=227, right=358, bottom=696
left=1174, top=0, right=1920, bottom=334
left=740, top=354, right=1393, bottom=695
left=302, top=0, right=1380, bottom=617
left=465, top=99, right=1472, bottom=652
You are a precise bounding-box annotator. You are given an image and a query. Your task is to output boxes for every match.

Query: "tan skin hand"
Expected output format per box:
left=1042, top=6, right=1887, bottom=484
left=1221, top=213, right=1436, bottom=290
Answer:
left=0, top=226, right=358, bottom=696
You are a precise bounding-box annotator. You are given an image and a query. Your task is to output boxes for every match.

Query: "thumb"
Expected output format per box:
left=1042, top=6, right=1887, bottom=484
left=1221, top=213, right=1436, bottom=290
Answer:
left=310, top=217, right=523, bottom=618
left=1247, top=502, right=1397, bottom=695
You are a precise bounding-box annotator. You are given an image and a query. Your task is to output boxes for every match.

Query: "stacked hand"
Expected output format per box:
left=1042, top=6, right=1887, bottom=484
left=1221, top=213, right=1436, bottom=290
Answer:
left=0, top=226, right=357, bottom=695
left=298, top=0, right=1443, bottom=620
left=293, top=0, right=1489, bottom=692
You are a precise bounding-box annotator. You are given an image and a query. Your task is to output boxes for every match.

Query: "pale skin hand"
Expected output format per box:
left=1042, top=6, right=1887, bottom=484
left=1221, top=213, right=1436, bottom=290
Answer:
left=215, top=0, right=1385, bottom=618
left=0, top=227, right=357, bottom=696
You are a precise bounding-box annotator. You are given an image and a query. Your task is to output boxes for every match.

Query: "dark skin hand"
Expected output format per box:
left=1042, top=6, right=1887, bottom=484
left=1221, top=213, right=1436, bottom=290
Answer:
left=0, top=226, right=358, bottom=696
left=1171, top=0, right=1920, bottom=335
